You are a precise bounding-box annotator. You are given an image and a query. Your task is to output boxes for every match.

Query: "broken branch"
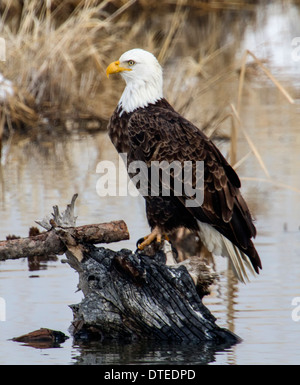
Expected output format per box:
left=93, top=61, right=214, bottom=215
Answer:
left=0, top=221, right=129, bottom=261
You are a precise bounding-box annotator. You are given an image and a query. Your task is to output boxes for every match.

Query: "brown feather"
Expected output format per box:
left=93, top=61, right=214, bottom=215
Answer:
left=108, top=98, right=262, bottom=274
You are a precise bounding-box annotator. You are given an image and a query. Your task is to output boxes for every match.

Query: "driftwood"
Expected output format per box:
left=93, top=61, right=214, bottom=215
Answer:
left=12, top=328, right=69, bottom=349
left=0, top=221, right=129, bottom=261
left=0, top=194, right=129, bottom=261
left=64, top=244, right=240, bottom=345
left=3, top=194, right=240, bottom=346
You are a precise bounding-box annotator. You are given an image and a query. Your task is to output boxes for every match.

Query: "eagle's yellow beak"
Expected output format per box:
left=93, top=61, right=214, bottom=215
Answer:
left=106, top=60, right=132, bottom=78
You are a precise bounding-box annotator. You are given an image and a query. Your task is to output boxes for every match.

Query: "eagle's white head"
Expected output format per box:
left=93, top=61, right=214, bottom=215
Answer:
left=106, top=48, right=163, bottom=115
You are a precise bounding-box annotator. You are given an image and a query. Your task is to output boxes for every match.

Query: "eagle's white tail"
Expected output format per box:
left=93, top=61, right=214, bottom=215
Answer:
left=197, top=221, right=257, bottom=283
left=220, top=234, right=257, bottom=283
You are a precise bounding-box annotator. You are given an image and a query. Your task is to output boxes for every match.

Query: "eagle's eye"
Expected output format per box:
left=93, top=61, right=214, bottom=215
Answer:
left=128, top=60, right=135, bottom=66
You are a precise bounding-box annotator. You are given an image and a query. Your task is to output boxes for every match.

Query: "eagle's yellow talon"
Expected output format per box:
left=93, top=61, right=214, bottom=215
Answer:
left=138, top=227, right=168, bottom=250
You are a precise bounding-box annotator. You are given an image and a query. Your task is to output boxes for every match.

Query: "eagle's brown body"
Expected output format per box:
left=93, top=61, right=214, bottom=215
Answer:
left=108, top=98, right=262, bottom=275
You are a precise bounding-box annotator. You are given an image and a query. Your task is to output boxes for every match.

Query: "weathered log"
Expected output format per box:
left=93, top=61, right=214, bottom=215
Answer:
left=0, top=193, right=129, bottom=261
left=64, top=242, right=240, bottom=346
left=0, top=221, right=129, bottom=261
left=0, top=229, right=66, bottom=261
left=2, top=194, right=240, bottom=346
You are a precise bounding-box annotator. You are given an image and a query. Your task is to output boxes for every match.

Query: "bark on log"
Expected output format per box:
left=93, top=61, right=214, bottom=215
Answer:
left=64, top=242, right=240, bottom=346
left=0, top=229, right=65, bottom=261
left=1, top=194, right=240, bottom=346
left=0, top=194, right=129, bottom=261
left=0, top=221, right=129, bottom=261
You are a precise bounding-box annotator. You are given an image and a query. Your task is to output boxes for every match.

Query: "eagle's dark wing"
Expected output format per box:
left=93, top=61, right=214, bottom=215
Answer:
left=127, top=101, right=262, bottom=275
left=108, top=108, right=131, bottom=153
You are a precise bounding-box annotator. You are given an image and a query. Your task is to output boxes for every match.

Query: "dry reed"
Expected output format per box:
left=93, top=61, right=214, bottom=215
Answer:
left=0, top=0, right=132, bottom=132
left=0, top=0, right=294, bottom=185
left=0, top=0, right=261, bottom=135
left=230, top=49, right=295, bottom=173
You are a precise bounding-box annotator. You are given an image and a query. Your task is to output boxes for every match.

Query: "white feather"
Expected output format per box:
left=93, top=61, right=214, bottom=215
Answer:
left=117, top=49, right=163, bottom=115
left=197, top=221, right=257, bottom=283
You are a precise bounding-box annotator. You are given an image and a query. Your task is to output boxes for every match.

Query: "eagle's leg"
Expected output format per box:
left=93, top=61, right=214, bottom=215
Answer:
left=138, top=226, right=169, bottom=250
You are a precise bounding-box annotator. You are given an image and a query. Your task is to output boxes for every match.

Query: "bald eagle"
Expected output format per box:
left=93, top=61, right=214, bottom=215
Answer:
left=106, top=48, right=262, bottom=283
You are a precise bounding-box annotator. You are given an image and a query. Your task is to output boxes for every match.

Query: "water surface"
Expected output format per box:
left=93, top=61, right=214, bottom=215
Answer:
left=0, top=2, right=300, bottom=365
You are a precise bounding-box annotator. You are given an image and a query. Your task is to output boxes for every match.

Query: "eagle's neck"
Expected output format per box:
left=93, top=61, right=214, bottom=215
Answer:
left=118, top=76, right=163, bottom=116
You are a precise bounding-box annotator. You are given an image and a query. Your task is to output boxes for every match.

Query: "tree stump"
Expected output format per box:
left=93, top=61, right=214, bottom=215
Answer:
left=2, top=194, right=240, bottom=347
left=64, top=242, right=240, bottom=346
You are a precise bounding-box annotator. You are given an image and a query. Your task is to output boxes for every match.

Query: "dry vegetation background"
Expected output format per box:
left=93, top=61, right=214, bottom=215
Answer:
left=0, top=1, right=259, bottom=132
left=0, top=0, right=297, bottom=158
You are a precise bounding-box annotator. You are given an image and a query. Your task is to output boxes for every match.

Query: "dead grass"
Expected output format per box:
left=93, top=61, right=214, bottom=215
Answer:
left=231, top=49, right=294, bottom=172
left=0, top=1, right=112, bottom=131
left=0, top=0, right=294, bottom=182
left=0, top=0, right=261, bottom=134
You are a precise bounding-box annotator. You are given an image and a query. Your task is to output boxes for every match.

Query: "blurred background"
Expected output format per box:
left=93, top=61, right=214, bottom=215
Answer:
left=0, top=0, right=299, bottom=365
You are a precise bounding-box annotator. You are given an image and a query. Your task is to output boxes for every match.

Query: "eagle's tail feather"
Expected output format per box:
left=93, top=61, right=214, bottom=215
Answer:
left=220, top=234, right=257, bottom=283
left=197, top=221, right=257, bottom=283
